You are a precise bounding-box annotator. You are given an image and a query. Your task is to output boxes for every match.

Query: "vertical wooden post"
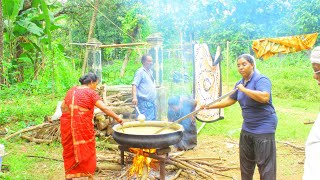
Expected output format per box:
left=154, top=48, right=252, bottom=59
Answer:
left=82, top=0, right=99, bottom=75
left=86, top=39, right=102, bottom=83
left=146, top=33, right=164, bottom=120
left=226, top=41, right=230, bottom=91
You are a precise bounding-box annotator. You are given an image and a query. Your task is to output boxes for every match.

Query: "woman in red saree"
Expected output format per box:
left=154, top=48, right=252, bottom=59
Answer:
left=60, top=73, right=123, bottom=179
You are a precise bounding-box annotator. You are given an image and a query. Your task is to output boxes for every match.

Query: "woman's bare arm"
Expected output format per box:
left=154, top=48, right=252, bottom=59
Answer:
left=237, top=84, right=270, bottom=103
left=95, top=100, right=123, bottom=124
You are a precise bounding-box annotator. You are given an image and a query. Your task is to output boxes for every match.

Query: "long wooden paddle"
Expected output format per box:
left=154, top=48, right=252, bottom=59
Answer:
left=154, top=88, right=238, bottom=134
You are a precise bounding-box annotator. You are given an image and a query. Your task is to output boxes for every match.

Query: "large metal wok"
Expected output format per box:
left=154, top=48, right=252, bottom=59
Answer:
left=112, top=121, right=184, bottom=149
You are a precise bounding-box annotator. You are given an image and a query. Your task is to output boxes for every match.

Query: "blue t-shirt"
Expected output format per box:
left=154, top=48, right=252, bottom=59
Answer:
left=230, top=71, right=278, bottom=134
left=132, top=67, right=156, bottom=101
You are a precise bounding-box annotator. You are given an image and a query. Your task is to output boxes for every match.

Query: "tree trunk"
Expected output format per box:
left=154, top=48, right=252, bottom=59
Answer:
left=81, top=0, right=99, bottom=75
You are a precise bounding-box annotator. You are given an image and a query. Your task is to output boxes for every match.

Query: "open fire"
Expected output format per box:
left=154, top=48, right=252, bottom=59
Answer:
left=129, top=148, right=158, bottom=178
left=117, top=145, right=170, bottom=180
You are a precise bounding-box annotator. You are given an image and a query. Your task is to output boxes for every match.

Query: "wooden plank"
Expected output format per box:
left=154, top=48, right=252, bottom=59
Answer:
left=99, top=42, right=147, bottom=48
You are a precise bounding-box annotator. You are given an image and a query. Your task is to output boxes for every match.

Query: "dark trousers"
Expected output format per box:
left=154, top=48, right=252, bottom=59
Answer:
left=239, top=130, right=276, bottom=180
left=137, top=98, right=156, bottom=120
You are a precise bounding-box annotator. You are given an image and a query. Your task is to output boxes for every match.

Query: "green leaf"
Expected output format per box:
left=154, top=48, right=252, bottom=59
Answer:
left=20, top=42, right=34, bottom=51
left=16, top=20, right=44, bottom=36
left=3, top=0, right=24, bottom=20
left=31, top=0, right=41, bottom=7
left=40, top=0, right=52, bottom=49
left=50, top=24, right=62, bottom=31
left=57, top=44, right=65, bottom=52
left=12, top=24, right=27, bottom=36
left=18, top=53, right=32, bottom=63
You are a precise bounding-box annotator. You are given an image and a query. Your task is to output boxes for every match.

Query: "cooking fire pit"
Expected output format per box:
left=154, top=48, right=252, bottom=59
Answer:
left=112, top=121, right=184, bottom=180
left=118, top=145, right=171, bottom=180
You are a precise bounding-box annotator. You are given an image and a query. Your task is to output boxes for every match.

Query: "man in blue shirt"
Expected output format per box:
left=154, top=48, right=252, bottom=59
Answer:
left=132, top=55, right=157, bottom=120
left=201, top=54, right=277, bottom=180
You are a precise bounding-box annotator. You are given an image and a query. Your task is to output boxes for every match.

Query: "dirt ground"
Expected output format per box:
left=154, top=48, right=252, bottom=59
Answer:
left=90, top=135, right=304, bottom=180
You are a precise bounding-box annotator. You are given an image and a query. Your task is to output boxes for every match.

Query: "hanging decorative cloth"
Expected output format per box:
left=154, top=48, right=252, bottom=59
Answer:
left=194, top=44, right=224, bottom=122
left=252, top=33, right=318, bottom=60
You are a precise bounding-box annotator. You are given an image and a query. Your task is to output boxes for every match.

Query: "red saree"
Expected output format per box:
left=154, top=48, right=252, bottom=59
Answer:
left=60, top=87, right=101, bottom=179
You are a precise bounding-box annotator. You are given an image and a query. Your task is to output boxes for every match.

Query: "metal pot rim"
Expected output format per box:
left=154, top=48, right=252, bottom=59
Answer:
left=112, top=121, right=184, bottom=148
left=112, top=121, right=184, bottom=135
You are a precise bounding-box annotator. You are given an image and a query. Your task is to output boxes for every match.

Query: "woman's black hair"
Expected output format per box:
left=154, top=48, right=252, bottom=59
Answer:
left=237, top=54, right=255, bottom=65
left=79, top=72, right=98, bottom=85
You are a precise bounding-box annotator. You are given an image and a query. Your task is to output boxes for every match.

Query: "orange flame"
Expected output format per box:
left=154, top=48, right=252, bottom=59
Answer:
left=129, top=148, right=157, bottom=177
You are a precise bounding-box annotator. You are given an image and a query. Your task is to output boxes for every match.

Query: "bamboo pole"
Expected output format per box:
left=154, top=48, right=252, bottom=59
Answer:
left=81, top=0, right=99, bottom=75
left=226, top=41, right=230, bottom=91
left=99, top=42, right=147, bottom=48
left=120, top=50, right=131, bottom=77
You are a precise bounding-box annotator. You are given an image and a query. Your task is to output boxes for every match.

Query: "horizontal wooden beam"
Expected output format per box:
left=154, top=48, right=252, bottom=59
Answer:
left=70, top=42, right=148, bottom=48
left=99, top=42, right=148, bottom=48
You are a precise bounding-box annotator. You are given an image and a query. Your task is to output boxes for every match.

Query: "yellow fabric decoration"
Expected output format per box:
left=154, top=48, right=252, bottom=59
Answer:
left=252, top=33, right=318, bottom=60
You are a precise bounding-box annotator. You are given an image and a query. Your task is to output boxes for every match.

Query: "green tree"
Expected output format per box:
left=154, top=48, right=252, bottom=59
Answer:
left=2, top=0, right=61, bottom=85
left=291, top=0, right=320, bottom=37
